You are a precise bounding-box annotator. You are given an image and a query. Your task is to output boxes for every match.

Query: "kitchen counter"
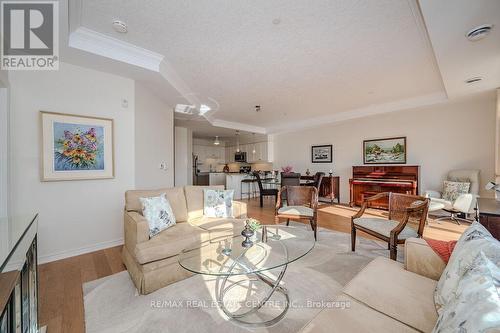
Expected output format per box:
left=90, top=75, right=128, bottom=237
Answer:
left=226, top=173, right=255, bottom=200
left=209, top=173, right=226, bottom=187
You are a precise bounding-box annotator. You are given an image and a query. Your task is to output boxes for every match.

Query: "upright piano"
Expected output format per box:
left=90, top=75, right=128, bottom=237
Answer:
left=349, top=165, right=420, bottom=209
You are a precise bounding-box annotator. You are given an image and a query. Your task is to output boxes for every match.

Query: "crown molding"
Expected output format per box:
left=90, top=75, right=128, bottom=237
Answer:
left=266, top=92, right=448, bottom=134
left=69, top=27, right=164, bottom=72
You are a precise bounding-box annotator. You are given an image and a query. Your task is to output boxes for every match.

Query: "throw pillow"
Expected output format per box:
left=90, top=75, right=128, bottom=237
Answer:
left=424, top=238, right=457, bottom=263
left=442, top=181, right=470, bottom=202
left=432, top=252, right=500, bottom=333
left=434, top=222, right=500, bottom=313
left=203, top=189, right=234, bottom=218
left=140, top=193, right=176, bottom=238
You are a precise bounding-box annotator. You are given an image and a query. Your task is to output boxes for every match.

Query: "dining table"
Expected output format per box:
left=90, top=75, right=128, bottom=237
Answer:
left=260, top=178, right=315, bottom=189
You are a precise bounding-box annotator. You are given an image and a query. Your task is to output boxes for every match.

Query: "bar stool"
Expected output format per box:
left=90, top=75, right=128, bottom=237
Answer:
left=241, top=177, right=258, bottom=200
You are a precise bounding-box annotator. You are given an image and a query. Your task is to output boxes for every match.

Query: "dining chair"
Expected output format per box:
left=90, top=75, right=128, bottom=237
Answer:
left=275, top=186, right=319, bottom=240
left=253, top=172, right=279, bottom=207
left=351, top=192, right=429, bottom=260
left=302, top=172, right=325, bottom=191
left=280, top=172, right=301, bottom=186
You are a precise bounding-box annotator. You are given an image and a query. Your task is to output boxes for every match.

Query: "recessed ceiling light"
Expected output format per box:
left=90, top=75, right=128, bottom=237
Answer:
left=466, top=24, right=493, bottom=41
left=465, top=77, right=483, bottom=84
left=112, top=20, right=128, bottom=33
left=272, top=18, right=281, bottom=25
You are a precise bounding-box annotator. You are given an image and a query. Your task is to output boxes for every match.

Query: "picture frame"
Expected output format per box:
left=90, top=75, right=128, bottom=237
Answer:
left=40, top=111, right=114, bottom=181
left=363, top=137, right=406, bottom=164
left=311, top=145, right=333, bottom=163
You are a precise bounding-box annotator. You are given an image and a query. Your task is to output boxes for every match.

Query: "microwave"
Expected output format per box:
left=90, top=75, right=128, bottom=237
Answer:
left=235, top=152, right=247, bottom=162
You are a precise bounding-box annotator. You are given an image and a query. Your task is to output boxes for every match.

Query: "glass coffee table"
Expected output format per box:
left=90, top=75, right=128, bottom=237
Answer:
left=178, top=225, right=315, bottom=326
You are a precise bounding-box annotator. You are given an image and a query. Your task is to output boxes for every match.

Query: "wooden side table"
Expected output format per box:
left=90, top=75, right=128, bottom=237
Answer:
left=476, top=198, right=500, bottom=240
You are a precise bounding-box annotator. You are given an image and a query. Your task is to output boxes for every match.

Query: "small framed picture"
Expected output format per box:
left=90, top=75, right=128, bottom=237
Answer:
left=363, top=137, right=406, bottom=164
left=40, top=111, right=114, bottom=181
left=311, top=145, right=333, bottom=163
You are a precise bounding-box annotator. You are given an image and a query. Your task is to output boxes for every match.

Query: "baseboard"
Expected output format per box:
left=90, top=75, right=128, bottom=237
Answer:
left=38, top=238, right=124, bottom=264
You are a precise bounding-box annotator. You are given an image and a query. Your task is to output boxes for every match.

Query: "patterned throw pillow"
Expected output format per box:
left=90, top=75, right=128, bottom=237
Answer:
left=442, top=181, right=470, bottom=202
left=203, top=189, right=234, bottom=218
left=434, top=222, right=500, bottom=313
left=432, top=252, right=500, bottom=333
left=140, top=193, right=176, bottom=238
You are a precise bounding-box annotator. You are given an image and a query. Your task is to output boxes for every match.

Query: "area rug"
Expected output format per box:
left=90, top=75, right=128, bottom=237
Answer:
left=83, top=224, right=402, bottom=333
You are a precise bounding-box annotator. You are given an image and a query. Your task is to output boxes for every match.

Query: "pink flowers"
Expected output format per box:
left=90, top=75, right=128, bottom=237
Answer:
left=281, top=165, right=293, bottom=173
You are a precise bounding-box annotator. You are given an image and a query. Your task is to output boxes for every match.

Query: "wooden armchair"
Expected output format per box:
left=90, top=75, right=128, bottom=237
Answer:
left=275, top=186, right=319, bottom=240
left=351, top=192, right=429, bottom=260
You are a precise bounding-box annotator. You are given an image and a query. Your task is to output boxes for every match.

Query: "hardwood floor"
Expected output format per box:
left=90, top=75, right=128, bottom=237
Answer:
left=38, top=197, right=467, bottom=331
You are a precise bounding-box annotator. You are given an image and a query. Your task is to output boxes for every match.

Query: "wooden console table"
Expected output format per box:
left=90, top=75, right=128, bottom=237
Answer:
left=301, top=175, right=340, bottom=204
left=477, top=198, right=500, bottom=240
left=0, top=214, right=40, bottom=332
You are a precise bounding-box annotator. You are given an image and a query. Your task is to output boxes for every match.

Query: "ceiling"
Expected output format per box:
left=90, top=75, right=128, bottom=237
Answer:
left=63, top=0, right=500, bottom=134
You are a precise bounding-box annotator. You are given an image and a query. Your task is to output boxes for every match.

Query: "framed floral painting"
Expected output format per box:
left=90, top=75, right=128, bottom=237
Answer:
left=40, top=111, right=114, bottom=181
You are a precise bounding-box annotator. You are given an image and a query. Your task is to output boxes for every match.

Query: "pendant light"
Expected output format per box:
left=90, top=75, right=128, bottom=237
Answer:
left=236, top=131, right=240, bottom=153
left=213, top=136, right=220, bottom=145
left=252, top=133, right=256, bottom=154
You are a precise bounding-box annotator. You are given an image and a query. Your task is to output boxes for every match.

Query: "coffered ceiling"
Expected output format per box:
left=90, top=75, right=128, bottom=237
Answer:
left=63, top=0, right=500, bottom=134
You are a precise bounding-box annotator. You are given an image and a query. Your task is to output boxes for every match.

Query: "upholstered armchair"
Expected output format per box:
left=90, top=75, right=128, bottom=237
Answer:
left=351, top=192, right=429, bottom=260
left=425, top=169, right=480, bottom=224
left=275, top=186, right=319, bottom=240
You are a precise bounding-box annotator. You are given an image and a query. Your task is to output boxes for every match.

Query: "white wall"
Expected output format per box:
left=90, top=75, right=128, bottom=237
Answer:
left=273, top=92, right=496, bottom=203
left=0, top=71, right=9, bottom=217
left=174, top=126, right=193, bottom=186
left=9, top=62, right=135, bottom=262
left=496, top=88, right=500, bottom=199
left=135, top=83, right=174, bottom=189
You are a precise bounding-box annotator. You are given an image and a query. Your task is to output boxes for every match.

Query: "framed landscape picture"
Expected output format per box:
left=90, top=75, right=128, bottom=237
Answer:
left=311, top=145, right=333, bottom=163
left=40, top=111, right=114, bottom=181
left=363, top=137, right=406, bottom=164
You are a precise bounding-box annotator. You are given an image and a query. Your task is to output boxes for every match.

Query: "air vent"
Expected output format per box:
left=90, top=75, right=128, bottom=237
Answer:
left=174, top=104, right=195, bottom=114
left=466, top=24, right=493, bottom=41
left=465, top=77, right=483, bottom=84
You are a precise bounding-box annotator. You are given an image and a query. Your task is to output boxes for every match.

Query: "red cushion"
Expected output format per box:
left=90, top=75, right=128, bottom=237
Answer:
left=424, top=238, right=457, bottom=263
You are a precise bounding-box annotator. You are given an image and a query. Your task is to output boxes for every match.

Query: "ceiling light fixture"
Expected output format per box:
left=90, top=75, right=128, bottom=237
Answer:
left=466, top=24, right=493, bottom=41
left=235, top=131, right=240, bottom=153
left=214, top=136, right=220, bottom=145
left=252, top=133, right=256, bottom=155
left=112, top=20, right=128, bottom=33
left=465, top=76, right=483, bottom=84
left=199, top=104, right=211, bottom=115
left=255, top=105, right=261, bottom=112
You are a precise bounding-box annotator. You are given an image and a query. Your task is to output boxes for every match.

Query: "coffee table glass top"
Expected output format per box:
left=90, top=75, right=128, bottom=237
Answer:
left=178, top=226, right=315, bottom=276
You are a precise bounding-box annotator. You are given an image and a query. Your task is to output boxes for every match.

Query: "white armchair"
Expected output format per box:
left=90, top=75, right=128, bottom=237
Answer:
left=424, top=169, right=480, bottom=224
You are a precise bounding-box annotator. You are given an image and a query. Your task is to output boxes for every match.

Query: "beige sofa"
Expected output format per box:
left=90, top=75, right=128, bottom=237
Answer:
left=122, top=185, right=247, bottom=294
left=301, top=237, right=446, bottom=332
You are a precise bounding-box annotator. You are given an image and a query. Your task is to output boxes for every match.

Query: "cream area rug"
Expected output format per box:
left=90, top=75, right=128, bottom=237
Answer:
left=83, top=223, right=403, bottom=333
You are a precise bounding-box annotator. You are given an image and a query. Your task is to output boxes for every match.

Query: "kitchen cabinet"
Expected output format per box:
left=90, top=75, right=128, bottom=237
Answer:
left=225, top=141, right=269, bottom=163
left=193, top=144, right=225, bottom=170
